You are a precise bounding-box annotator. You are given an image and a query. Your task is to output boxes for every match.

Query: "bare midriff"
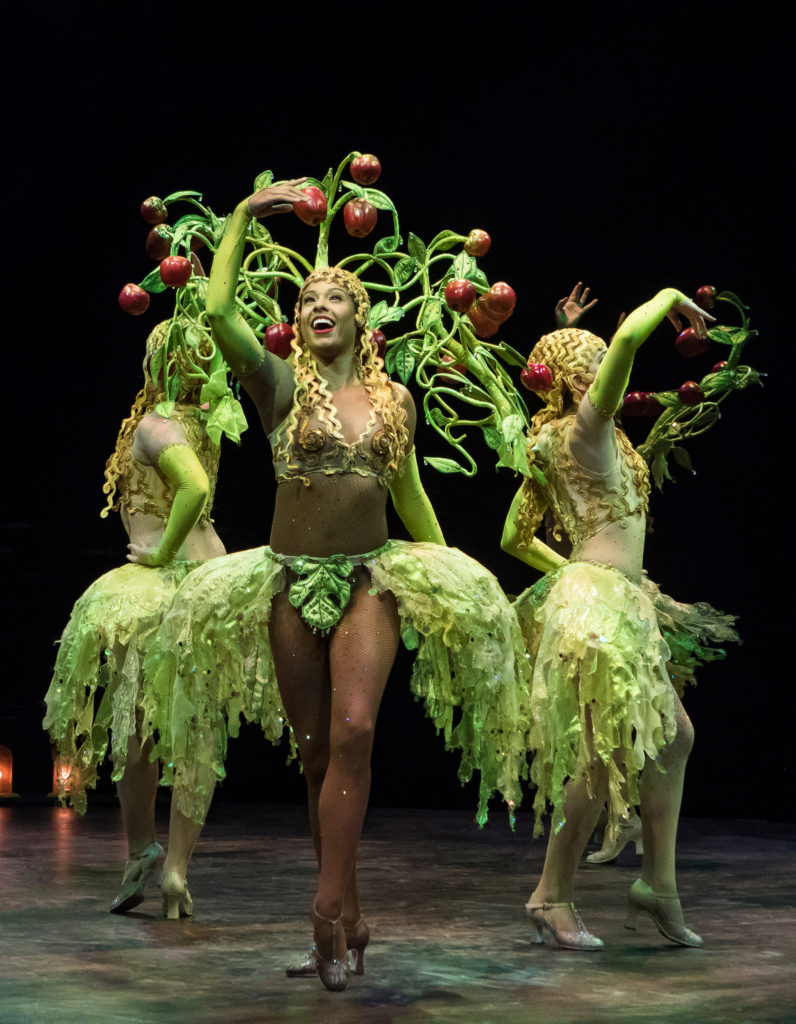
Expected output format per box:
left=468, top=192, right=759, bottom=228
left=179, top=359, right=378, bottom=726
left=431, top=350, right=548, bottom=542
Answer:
left=269, top=473, right=389, bottom=557
left=571, top=511, right=647, bottom=583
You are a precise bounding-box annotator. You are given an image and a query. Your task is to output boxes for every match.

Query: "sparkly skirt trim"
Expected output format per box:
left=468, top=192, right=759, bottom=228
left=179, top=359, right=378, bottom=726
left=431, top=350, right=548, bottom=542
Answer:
left=42, top=561, right=196, bottom=814
left=515, top=560, right=735, bottom=836
left=143, top=541, right=532, bottom=825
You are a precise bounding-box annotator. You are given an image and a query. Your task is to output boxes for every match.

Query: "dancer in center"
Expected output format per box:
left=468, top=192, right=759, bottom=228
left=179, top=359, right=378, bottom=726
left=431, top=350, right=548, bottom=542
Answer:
left=148, top=178, right=529, bottom=991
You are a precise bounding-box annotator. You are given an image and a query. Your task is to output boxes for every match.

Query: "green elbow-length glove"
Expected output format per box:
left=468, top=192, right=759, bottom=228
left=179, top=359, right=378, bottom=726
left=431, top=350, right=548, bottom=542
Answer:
left=206, top=201, right=266, bottom=377
left=389, top=450, right=445, bottom=545
left=590, top=288, right=689, bottom=418
left=146, top=444, right=210, bottom=565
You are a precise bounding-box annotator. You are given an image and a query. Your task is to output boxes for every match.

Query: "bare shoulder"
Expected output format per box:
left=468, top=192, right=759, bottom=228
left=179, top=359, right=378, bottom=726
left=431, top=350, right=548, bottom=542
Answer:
left=389, top=380, right=415, bottom=413
left=133, top=412, right=189, bottom=465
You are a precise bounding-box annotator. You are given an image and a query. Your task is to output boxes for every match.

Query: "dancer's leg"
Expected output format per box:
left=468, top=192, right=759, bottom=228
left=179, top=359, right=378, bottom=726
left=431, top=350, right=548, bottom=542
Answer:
left=314, top=577, right=400, bottom=921
left=115, top=728, right=158, bottom=857
left=638, top=691, right=695, bottom=896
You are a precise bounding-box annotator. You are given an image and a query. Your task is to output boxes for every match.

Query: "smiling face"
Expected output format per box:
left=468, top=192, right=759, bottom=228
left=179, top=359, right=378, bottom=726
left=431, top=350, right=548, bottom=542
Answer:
left=298, top=279, right=359, bottom=360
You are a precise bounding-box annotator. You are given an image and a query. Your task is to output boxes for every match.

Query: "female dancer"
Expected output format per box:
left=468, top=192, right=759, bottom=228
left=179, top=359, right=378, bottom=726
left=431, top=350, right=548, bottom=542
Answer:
left=501, top=288, right=727, bottom=950
left=44, top=320, right=236, bottom=917
left=147, top=179, right=529, bottom=990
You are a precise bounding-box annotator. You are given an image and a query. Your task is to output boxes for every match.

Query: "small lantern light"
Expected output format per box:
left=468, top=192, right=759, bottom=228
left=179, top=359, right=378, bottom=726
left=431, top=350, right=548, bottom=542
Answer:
left=49, top=748, right=79, bottom=801
left=0, top=745, right=18, bottom=798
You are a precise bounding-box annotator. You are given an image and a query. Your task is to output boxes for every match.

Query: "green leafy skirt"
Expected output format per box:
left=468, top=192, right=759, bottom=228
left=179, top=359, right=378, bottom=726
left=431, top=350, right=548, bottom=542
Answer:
left=143, top=541, right=532, bottom=826
left=515, top=560, right=737, bottom=838
left=43, top=560, right=197, bottom=814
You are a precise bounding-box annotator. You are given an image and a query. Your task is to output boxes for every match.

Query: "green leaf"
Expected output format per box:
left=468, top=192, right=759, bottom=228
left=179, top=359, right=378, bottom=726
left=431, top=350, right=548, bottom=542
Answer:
left=419, top=297, right=442, bottom=330
left=653, top=391, right=680, bottom=409
left=361, top=187, right=396, bottom=212
left=394, top=257, right=417, bottom=286
left=424, top=456, right=466, bottom=474
left=252, top=170, right=274, bottom=191
left=482, top=426, right=501, bottom=450
left=373, top=234, right=401, bottom=256
left=672, top=446, right=693, bottom=471
left=408, top=233, right=427, bottom=264
left=139, top=267, right=168, bottom=294
left=500, top=414, right=524, bottom=445
left=388, top=340, right=415, bottom=383
left=452, top=252, right=477, bottom=280
left=320, top=167, right=335, bottom=197
left=341, top=180, right=366, bottom=199
left=369, top=301, right=405, bottom=328
left=428, top=230, right=462, bottom=252
left=494, top=341, right=528, bottom=368
left=708, top=327, right=736, bottom=346
left=162, top=190, right=203, bottom=204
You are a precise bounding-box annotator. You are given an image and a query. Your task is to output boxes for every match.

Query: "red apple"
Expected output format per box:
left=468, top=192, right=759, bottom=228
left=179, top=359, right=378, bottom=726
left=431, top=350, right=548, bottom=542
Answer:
left=350, top=153, right=382, bottom=185
left=343, top=198, right=378, bottom=238
left=119, top=283, right=150, bottom=315
left=711, top=360, right=727, bottom=373
left=521, top=363, right=553, bottom=392
left=463, top=229, right=491, bottom=257
left=695, top=285, right=717, bottom=311
left=265, top=322, right=294, bottom=359
left=293, top=186, right=328, bottom=226
left=370, top=329, right=387, bottom=360
left=622, top=391, right=660, bottom=417
left=678, top=381, right=704, bottom=406
left=675, top=327, right=709, bottom=358
left=145, top=225, right=172, bottom=261
left=140, top=196, right=168, bottom=224
left=444, top=279, right=477, bottom=313
left=466, top=304, right=501, bottom=338
left=480, top=282, right=516, bottom=322
left=159, top=255, right=192, bottom=287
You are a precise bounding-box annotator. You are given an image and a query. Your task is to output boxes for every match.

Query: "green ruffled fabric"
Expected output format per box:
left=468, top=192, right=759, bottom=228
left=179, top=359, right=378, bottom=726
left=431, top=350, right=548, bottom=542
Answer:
left=43, top=561, right=195, bottom=814
left=144, top=541, right=531, bottom=826
left=516, top=561, right=676, bottom=838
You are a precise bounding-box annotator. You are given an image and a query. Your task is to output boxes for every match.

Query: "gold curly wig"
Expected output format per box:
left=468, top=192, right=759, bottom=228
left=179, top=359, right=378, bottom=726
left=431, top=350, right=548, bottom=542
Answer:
left=283, top=267, right=408, bottom=483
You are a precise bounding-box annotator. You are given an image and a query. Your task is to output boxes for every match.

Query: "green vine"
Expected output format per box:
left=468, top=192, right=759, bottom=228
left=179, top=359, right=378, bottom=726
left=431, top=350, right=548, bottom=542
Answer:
left=637, top=292, right=762, bottom=489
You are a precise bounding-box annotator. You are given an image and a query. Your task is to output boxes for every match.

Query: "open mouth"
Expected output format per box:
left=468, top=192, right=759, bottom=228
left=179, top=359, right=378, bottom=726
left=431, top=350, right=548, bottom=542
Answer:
left=311, top=316, right=335, bottom=334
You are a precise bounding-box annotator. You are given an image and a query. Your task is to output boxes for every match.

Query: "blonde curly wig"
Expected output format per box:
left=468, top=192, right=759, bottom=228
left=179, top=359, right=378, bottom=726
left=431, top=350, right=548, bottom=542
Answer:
left=516, top=328, right=649, bottom=548
left=101, top=322, right=212, bottom=516
left=283, top=267, right=408, bottom=482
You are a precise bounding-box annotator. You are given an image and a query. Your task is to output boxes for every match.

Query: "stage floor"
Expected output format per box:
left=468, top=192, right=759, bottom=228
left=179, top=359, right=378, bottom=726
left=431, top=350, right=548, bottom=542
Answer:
left=1, top=802, right=794, bottom=1024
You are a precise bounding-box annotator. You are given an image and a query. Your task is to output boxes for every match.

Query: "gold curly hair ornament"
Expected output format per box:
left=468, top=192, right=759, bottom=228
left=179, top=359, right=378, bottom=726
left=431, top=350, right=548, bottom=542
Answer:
left=101, top=322, right=214, bottom=517
left=281, top=266, right=408, bottom=484
left=516, top=327, right=649, bottom=548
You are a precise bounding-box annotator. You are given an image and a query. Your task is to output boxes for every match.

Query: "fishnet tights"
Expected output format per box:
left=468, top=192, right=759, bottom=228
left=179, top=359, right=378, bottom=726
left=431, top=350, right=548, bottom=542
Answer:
left=269, top=568, right=400, bottom=920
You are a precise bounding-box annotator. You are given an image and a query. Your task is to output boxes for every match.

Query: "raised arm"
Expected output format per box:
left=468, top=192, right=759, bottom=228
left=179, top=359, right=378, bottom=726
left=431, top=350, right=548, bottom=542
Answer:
left=589, top=288, right=714, bottom=418
left=127, top=415, right=210, bottom=566
left=388, top=385, right=445, bottom=544
left=206, top=180, right=306, bottom=432
left=501, top=485, right=566, bottom=574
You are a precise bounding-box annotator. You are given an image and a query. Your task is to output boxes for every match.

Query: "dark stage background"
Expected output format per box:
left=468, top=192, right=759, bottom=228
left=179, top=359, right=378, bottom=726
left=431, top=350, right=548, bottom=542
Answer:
left=2, top=4, right=788, bottom=822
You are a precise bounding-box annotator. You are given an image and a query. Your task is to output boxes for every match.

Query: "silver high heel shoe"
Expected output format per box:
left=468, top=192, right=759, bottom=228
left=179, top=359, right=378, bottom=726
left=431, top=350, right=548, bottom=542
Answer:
left=586, top=812, right=643, bottom=864
left=526, top=898, right=604, bottom=950
left=161, top=870, right=193, bottom=920
left=625, top=879, right=702, bottom=947
left=109, top=841, right=164, bottom=914
left=311, top=904, right=350, bottom=992
left=286, top=915, right=369, bottom=977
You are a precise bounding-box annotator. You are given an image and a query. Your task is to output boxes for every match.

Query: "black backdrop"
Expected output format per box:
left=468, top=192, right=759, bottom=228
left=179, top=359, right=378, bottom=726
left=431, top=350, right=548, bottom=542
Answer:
left=3, top=3, right=789, bottom=822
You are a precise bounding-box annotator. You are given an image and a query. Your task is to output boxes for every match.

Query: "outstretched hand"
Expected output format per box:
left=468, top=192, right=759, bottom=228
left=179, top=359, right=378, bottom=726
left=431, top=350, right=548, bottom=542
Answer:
left=666, top=296, right=716, bottom=339
left=246, top=178, right=308, bottom=219
left=555, top=282, right=598, bottom=328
